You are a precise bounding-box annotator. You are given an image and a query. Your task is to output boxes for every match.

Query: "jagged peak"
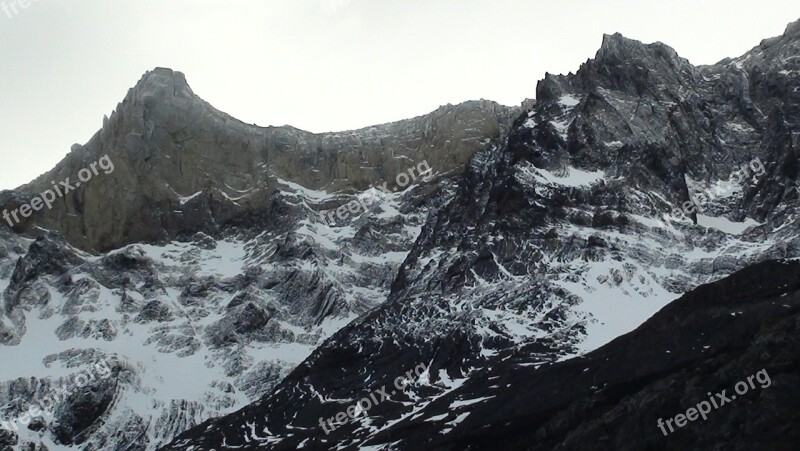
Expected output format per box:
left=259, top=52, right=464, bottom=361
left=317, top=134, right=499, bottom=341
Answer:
left=533, top=32, right=691, bottom=103
left=720, top=18, right=800, bottom=70
left=128, top=67, right=195, bottom=102
left=784, top=17, right=800, bottom=37
left=599, top=32, right=635, bottom=48
left=597, top=32, right=682, bottom=64
left=754, top=18, right=800, bottom=50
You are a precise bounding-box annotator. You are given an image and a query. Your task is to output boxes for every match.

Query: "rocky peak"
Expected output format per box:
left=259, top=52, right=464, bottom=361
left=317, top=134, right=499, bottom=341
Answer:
left=535, top=33, right=697, bottom=105
left=783, top=17, right=800, bottom=38
left=726, top=17, right=800, bottom=69
left=587, top=33, right=695, bottom=95
left=595, top=32, right=672, bottom=62
left=157, top=20, right=800, bottom=450
left=2, top=68, right=515, bottom=251
left=128, top=67, right=195, bottom=103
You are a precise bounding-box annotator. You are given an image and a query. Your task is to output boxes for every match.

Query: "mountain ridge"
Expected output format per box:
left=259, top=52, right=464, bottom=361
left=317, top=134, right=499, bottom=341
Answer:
left=159, top=17, right=800, bottom=450
left=1, top=68, right=516, bottom=252
left=0, top=49, right=516, bottom=451
left=2, top=17, right=800, bottom=451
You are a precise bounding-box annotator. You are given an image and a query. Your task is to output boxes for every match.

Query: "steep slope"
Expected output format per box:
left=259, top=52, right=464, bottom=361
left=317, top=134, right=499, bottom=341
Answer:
left=384, top=259, right=800, bottom=450
left=165, top=258, right=800, bottom=450
left=0, top=73, right=514, bottom=450
left=161, top=18, right=800, bottom=450
left=1, top=68, right=515, bottom=252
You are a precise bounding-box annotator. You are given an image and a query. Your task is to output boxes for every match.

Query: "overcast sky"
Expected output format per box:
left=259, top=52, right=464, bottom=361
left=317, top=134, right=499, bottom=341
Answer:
left=1, top=0, right=799, bottom=190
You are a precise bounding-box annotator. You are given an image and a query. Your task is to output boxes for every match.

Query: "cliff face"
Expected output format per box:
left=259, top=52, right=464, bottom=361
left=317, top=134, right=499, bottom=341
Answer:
left=2, top=68, right=515, bottom=252
left=405, top=259, right=800, bottom=451
left=0, top=70, right=516, bottom=450
left=159, top=19, right=800, bottom=451
left=4, top=16, right=800, bottom=451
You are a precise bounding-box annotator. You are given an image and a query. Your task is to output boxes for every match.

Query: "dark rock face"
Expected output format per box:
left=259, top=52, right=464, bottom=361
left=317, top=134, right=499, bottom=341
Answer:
left=5, top=236, right=82, bottom=313
left=160, top=257, right=800, bottom=451
left=0, top=429, right=17, bottom=448
left=159, top=19, right=800, bottom=451
left=373, top=259, right=800, bottom=451
left=25, top=417, right=46, bottom=433
left=52, top=378, right=117, bottom=446
left=135, top=300, right=173, bottom=323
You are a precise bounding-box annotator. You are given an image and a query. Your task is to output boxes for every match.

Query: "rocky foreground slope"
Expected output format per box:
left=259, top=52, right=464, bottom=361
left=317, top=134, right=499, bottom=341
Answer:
left=168, top=259, right=800, bottom=451
left=400, top=258, right=800, bottom=451
left=161, top=19, right=800, bottom=451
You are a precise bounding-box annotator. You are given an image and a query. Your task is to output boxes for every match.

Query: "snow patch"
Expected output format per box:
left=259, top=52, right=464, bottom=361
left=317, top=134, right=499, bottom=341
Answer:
left=559, top=95, right=581, bottom=107
left=517, top=162, right=605, bottom=188
left=696, top=214, right=761, bottom=235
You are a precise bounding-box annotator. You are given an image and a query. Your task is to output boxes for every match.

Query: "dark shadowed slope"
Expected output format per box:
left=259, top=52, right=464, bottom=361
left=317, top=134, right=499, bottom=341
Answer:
left=162, top=258, right=800, bottom=450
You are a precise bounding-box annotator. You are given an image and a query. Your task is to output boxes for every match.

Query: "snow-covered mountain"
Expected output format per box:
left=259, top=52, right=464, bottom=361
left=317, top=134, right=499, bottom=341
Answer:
left=3, top=17, right=800, bottom=451
left=159, top=18, right=800, bottom=451
left=0, top=72, right=513, bottom=450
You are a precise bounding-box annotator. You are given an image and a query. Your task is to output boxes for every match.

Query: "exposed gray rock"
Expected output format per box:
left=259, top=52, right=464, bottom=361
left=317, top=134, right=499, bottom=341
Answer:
left=1, top=69, right=515, bottom=252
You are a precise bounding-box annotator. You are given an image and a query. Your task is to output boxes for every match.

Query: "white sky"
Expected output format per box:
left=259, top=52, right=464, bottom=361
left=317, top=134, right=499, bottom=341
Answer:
left=1, top=0, right=798, bottom=190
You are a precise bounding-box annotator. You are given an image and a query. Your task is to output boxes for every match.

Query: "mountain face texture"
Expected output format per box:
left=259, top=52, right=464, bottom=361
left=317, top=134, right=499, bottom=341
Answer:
left=2, top=17, right=800, bottom=451
left=405, top=258, right=800, bottom=451
left=0, top=74, right=514, bottom=450
left=158, top=19, right=800, bottom=451
left=164, top=259, right=800, bottom=451
left=1, top=69, right=514, bottom=252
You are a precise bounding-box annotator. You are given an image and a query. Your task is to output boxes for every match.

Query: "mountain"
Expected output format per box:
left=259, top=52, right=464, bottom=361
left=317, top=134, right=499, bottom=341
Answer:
left=0, top=72, right=514, bottom=450
left=3, top=16, right=800, bottom=451
left=393, top=258, right=800, bottom=451
left=165, top=258, right=800, bottom=451
left=160, top=18, right=800, bottom=451
left=1, top=68, right=515, bottom=253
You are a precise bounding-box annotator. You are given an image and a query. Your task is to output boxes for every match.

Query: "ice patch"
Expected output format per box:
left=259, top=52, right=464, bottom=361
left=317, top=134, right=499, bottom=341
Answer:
left=559, top=95, right=581, bottom=107
left=517, top=162, right=605, bottom=188
left=696, top=214, right=761, bottom=235
left=276, top=178, right=332, bottom=202
left=450, top=396, right=494, bottom=409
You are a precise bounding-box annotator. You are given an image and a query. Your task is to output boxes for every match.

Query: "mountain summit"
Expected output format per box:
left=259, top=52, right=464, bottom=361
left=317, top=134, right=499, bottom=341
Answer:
left=0, top=65, right=515, bottom=451
left=3, top=17, right=800, bottom=451
left=2, top=68, right=514, bottom=252
left=157, top=19, right=800, bottom=451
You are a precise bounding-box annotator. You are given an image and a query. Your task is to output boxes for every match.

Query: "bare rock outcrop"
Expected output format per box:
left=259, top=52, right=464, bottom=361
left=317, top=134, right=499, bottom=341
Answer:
left=3, top=68, right=515, bottom=252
